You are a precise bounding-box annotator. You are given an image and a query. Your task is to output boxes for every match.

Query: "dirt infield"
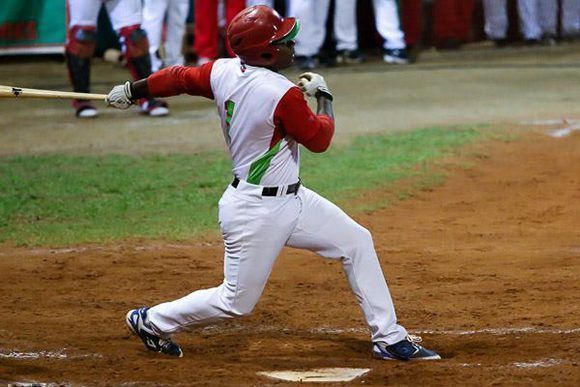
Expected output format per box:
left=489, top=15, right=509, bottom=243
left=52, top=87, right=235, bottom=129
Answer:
left=1, top=130, right=578, bottom=385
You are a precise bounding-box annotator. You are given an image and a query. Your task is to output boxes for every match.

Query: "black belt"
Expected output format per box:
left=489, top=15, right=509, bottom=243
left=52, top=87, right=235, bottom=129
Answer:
left=232, top=177, right=301, bottom=196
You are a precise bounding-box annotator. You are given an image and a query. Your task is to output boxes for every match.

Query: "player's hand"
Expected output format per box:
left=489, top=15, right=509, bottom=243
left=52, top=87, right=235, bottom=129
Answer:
left=106, top=81, right=133, bottom=109
left=297, top=72, right=333, bottom=101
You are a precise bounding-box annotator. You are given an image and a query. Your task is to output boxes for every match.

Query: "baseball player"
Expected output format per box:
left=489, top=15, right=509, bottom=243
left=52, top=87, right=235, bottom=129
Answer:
left=142, top=0, right=190, bottom=72
left=66, top=0, right=169, bottom=118
left=482, top=0, right=557, bottom=45
left=107, top=5, right=440, bottom=361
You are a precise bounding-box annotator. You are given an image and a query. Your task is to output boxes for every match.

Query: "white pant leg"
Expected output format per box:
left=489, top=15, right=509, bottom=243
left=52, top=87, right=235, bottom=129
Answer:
left=517, top=0, right=542, bottom=40
left=105, top=0, right=142, bottom=31
left=371, top=0, right=405, bottom=50
left=538, top=0, right=557, bottom=36
left=142, top=0, right=168, bottom=72
left=334, top=0, right=358, bottom=51
left=483, top=0, right=508, bottom=40
left=148, top=184, right=300, bottom=335
left=291, top=0, right=330, bottom=57
left=561, top=0, right=580, bottom=36
left=67, top=0, right=102, bottom=27
left=164, top=0, right=189, bottom=68
left=286, top=187, right=408, bottom=345
left=246, top=0, right=274, bottom=7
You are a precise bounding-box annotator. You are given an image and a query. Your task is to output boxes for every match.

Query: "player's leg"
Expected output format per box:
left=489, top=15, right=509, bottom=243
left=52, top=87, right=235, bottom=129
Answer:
left=106, top=0, right=169, bottom=116
left=194, top=0, right=219, bottom=64
left=163, top=0, right=190, bottom=67
left=286, top=187, right=439, bottom=360
left=371, top=0, right=408, bottom=64
left=146, top=184, right=300, bottom=336
left=142, top=0, right=168, bottom=72
left=224, top=0, right=246, bottom=57
left=537, top=0, right=557, bottom=42
left=517, top=0, right=542, bottom=42
left=482, top=0, right=508, bottom=43
left=286, top=187, right=407, bottom=345
left=334, top=0, right=362, bottom=64
left=561, top=0, right=580, bottom=38
left=66, top=0, right=100, bottom=118
left=289, top=0, right=329, bottom=69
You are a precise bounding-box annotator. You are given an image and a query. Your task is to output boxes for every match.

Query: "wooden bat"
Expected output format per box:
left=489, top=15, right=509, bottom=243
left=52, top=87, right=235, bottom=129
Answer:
left=0, top=85, right=107, bottom=101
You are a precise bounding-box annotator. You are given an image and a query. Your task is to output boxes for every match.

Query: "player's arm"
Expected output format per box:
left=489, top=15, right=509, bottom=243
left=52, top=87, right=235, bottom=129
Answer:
left=274, top=73, right=335, bottom=153
left=106, top=62, right=214, bottom=108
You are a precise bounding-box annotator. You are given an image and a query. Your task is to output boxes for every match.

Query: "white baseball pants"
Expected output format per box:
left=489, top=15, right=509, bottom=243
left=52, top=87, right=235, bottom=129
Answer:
left=483, top=0, right=557, bottom=40
left=142, top=0, right=189, bottom=72
left=562, top=0, right=580, bottom=37
left=148, top=181, right=408, bottom=345
left=288, top=0, right=358, bottom=56
left=372, top=0, right=406, bottom=49
left=68, top=0, right=142, bottom=30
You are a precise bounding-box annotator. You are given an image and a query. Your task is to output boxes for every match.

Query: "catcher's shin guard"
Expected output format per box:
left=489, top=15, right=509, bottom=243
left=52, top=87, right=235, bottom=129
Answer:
left=65, top=26, right=97, bottom=94
left=120, top=25, right=153, bottom=80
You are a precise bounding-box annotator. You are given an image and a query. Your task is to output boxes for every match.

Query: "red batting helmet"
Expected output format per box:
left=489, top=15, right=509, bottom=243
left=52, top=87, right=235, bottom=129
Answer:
left=227, top=6, right=300, bottom=67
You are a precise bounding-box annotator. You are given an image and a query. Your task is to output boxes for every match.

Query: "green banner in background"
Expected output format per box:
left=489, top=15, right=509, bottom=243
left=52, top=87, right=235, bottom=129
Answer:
left=0, top=0, right=66, bottom=54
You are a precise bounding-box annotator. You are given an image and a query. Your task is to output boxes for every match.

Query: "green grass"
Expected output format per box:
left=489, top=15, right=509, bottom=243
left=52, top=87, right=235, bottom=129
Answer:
left=0, top=126, right=484, bottom=246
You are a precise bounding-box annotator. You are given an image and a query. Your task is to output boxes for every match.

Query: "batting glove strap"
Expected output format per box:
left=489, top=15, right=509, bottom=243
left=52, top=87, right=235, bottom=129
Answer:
left=315, top=87, right=333, bottom=101
left=123, top=81, right=133, bottom=100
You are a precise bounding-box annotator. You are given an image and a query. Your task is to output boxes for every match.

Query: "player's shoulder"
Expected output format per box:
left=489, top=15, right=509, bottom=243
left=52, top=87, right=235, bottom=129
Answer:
left=252, top=66, right=295, bottom=95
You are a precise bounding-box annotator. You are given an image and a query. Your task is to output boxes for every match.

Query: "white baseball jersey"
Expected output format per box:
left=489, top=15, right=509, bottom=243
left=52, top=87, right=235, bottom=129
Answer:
left=210, top=58, right=299, bottom=186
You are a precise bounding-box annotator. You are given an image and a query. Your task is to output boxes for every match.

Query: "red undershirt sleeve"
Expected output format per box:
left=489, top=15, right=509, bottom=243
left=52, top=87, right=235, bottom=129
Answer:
left=147, top=62, right=215, bottom=99
left=273, top=87, right=335, bottom=153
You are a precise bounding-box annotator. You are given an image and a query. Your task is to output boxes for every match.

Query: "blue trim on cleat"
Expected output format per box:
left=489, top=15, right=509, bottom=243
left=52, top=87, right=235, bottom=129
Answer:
left=126, top=307, right=183, bottom=357
left=373, top=336, right=441, bottom=361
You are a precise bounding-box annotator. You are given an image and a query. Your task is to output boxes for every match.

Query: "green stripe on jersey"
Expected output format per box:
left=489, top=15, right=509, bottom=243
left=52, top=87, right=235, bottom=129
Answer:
left=247, top=140, right=283, bottom=185
left=225, top=100, right=235, bottom=126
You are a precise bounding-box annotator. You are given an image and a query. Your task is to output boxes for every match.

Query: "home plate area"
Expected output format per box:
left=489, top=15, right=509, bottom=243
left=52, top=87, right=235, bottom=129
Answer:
left=258, top=368, right=371, bottom=383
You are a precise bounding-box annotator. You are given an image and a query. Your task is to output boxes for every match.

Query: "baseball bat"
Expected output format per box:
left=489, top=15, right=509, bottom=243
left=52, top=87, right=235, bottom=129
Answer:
left=0, top=85, right=107, bottom=101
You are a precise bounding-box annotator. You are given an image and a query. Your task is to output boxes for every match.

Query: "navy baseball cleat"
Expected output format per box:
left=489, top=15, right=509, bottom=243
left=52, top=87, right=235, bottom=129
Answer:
left=126, top=307, right=183, bottom=357
left=373, top=335, right=441, bottom=361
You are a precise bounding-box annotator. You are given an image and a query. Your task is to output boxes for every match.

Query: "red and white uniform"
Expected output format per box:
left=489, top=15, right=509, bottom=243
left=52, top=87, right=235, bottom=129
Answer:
left=144, top=58, right=408, bottom=345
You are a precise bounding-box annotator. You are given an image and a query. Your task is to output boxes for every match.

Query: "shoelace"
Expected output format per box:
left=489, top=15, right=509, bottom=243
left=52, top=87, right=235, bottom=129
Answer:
left=407, top=335, right=423, bottom=343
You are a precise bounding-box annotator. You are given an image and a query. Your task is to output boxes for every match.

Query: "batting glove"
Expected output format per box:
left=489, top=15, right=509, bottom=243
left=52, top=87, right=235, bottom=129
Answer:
left=106, top=81, right=133, bottom=109
left=297, top=72, right=333, bottom=101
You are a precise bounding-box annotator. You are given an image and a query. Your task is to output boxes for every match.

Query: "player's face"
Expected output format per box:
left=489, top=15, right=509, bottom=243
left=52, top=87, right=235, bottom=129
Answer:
left=273, top=40, right=295, bottom=70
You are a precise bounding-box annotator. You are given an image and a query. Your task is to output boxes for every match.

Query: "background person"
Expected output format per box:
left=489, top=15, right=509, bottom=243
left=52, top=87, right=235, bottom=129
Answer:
left=66, top=0, right=169, bottom=118
left=372, top=0, right=409, bottom=64
left=482, top=0, right=558, bottom=46
left=194, top=0, right=245, bottom=65
left=288, top=0, right=360, bottom=69
left=142, top=0, right=190, bottom=72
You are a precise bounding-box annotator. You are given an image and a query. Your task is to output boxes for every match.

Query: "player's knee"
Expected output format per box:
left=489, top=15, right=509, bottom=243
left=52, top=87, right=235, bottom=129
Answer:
left=66, top=26, right=96, bottom=58
left=341, top=225, right=375, bottom=258
left=218, top=287, right=258, bottom=318
left=120, top=25, right=150, bottom=58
